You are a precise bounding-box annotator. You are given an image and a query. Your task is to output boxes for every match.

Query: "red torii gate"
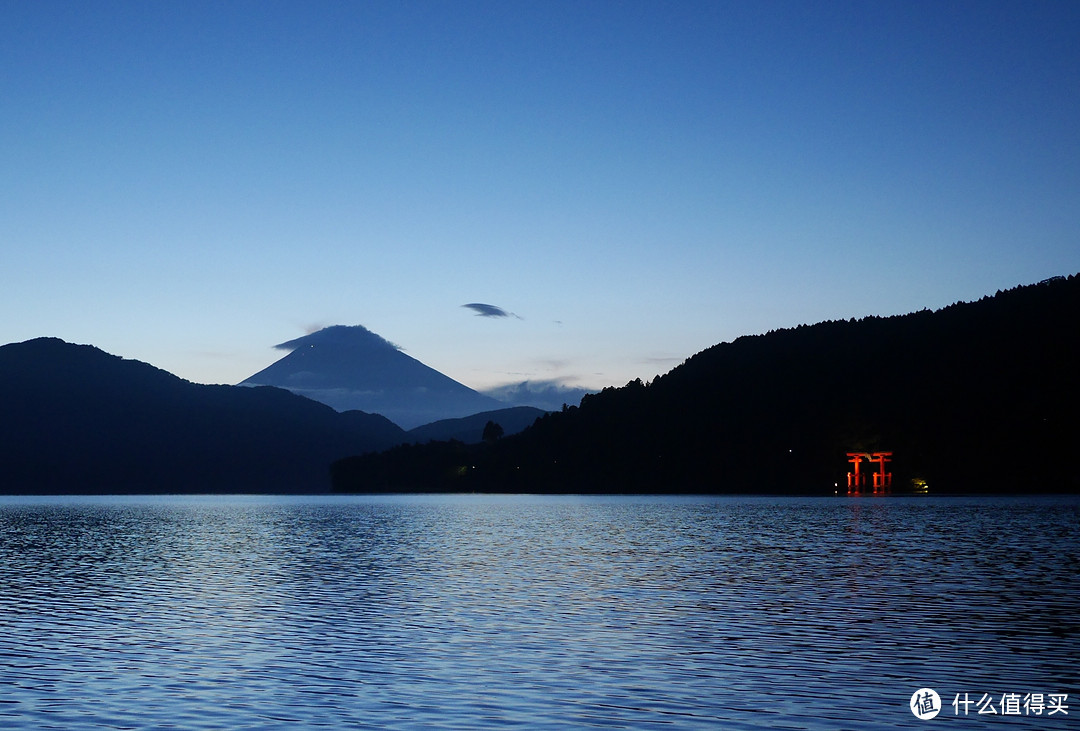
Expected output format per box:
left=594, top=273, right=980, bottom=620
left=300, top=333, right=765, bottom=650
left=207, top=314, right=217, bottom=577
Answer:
left=870, top=452, right=892, bottom=491
left=846, top=451, right=893, bottom=494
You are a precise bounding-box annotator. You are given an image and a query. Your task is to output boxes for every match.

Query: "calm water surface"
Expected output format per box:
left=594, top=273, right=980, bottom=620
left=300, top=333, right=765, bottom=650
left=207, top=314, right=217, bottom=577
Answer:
left=0, top=494, right=1076, bottom=729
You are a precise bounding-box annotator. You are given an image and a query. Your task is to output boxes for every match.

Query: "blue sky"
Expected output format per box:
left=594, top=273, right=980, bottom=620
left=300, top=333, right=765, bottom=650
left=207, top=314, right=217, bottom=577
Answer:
left=3, top=1, right=1078, bottom=393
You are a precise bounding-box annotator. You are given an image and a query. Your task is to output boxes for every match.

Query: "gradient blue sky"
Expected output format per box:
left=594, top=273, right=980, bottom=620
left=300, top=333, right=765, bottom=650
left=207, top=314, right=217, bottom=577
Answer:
left=3, top=1, right=1078, bottom=393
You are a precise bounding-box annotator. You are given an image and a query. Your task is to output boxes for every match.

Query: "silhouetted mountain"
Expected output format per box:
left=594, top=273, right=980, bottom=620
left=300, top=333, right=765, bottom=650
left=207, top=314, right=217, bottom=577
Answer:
left=333, top=275, right=1080, bottom=494
left=0, top=338, right=406, bottom=493
left=240, top=325, right=503, bottom=429
left=407, top=406, right=547, bottom=444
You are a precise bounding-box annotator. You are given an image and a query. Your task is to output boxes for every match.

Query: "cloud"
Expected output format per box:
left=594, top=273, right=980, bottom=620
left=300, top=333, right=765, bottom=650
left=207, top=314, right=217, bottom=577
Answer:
left=481, top=379, right=595, bottom=410
left=640, top=354, right=684, bottom=367
left=273, top=324, right=402, bottom=352
left=462, top=303, right=522, bottom=319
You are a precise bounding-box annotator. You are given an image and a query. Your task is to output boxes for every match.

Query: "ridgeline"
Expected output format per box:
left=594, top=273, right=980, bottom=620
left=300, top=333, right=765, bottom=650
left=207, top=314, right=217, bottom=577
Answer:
left=0, top=338, right=406, bottom=493
left=332, top=275, right=1080, bottom=494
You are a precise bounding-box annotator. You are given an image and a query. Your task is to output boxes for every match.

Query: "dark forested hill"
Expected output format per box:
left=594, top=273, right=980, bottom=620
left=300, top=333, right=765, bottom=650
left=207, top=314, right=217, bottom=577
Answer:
left=406, top=407, right=547, bottom=444
left=0, top=338, right=406, bottom=493
left=333, top=275, right=1080, bottom=494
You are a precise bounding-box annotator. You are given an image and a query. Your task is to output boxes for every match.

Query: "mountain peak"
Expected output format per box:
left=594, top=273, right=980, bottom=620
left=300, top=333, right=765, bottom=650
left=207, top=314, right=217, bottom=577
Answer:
left=242, top=324, right=501, bottom=429
left=274, top=325, right=402, bottom=353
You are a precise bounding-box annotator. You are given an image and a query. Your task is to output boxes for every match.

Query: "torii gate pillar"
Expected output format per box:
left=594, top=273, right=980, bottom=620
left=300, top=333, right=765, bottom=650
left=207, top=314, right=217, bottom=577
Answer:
left=846, top=452, right=870, bottom=493
left=870, top=452, right=893, bottom=493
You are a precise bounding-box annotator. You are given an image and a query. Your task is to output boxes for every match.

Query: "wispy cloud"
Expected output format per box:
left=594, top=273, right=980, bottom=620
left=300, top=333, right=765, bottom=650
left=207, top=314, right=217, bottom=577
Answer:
left=640, top=354, right=684, bottom=367
left=481, top=379, right=594, bottom=410
left=462, top=303, right=522, bottom=319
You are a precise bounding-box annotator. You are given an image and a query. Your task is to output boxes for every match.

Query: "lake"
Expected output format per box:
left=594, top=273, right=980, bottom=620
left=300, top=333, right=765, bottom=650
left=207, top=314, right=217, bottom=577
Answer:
left=0, top=494, right=1076, bottom=729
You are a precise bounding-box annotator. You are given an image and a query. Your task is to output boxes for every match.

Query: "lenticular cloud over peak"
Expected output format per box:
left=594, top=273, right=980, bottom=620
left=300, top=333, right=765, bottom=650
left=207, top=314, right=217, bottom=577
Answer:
left=273, top=325, right=402, bottom=353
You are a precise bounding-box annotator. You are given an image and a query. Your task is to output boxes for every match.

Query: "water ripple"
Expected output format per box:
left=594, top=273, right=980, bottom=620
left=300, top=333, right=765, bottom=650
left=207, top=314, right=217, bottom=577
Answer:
left=0, top=494, right=1076, bottom=729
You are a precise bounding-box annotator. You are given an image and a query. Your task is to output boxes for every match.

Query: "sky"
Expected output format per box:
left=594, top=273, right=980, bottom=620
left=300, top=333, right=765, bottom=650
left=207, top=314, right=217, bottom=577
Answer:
left=3, top=0, right=1078, bottom=394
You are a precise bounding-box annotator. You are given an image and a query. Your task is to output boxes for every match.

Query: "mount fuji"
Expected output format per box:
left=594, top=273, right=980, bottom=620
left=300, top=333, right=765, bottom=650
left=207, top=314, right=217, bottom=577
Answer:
left=240, top=325, right=504, bottom=429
